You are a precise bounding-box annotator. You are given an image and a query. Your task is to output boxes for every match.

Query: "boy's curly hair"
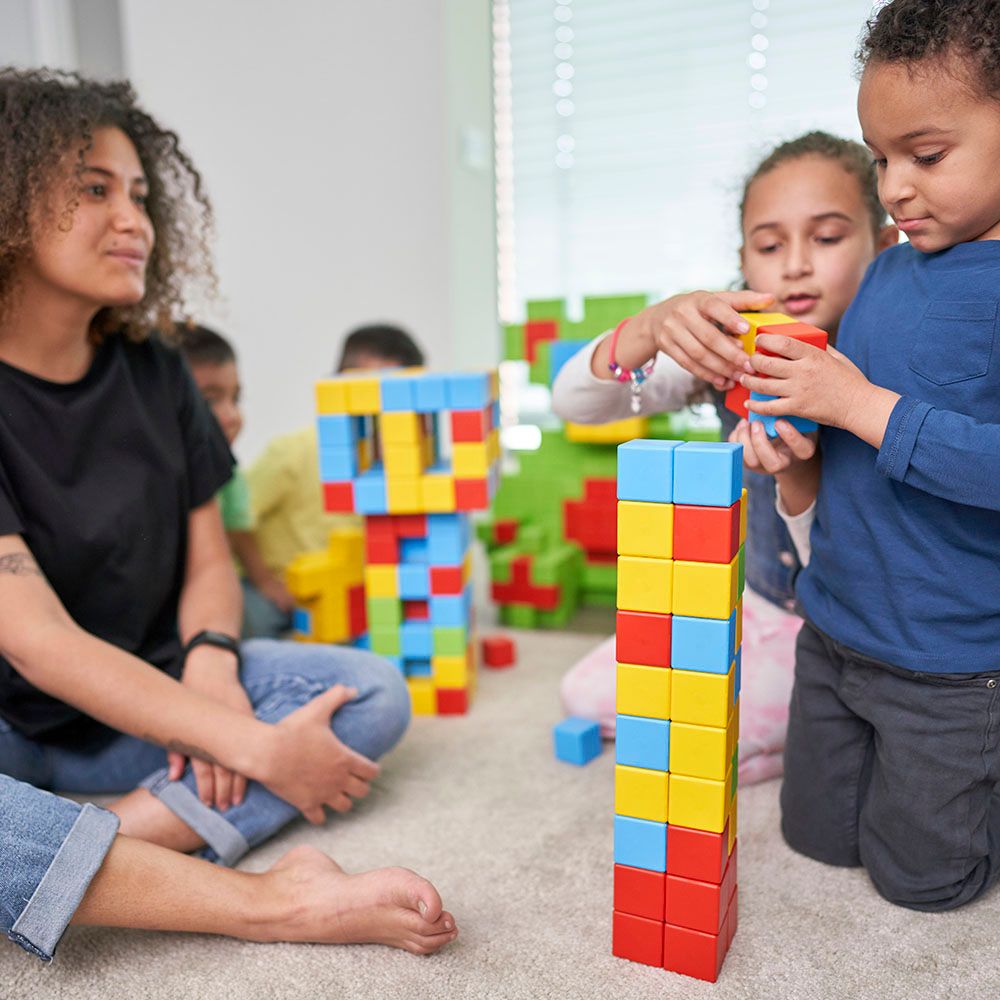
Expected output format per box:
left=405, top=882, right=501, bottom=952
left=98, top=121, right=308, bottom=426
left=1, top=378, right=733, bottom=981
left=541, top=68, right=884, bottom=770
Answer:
left=858, top=0, right=1000, bottom=99
left=0, top=67, right=215, bottom=341
left=740, top=131, right=888, bottom=238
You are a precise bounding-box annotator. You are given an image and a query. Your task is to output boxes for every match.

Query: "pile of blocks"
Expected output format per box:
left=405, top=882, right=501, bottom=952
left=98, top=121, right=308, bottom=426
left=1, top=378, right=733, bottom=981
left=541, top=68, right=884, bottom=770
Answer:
left=481, top=294, right=721, bottom=628
left=312, top=367, right=501, bottom=714
left=612, top=439, right=744, bottom=983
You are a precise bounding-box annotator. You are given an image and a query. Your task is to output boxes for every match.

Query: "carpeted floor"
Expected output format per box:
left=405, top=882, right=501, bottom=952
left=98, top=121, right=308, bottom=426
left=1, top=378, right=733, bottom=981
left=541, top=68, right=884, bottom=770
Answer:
left=3, top=627, right=999, bottom=1000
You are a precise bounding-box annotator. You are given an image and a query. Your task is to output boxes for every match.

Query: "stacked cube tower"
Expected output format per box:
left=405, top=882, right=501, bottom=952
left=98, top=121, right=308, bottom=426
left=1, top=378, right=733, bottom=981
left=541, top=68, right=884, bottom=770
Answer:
left=612, top=439, right=745, bottom=983
left=314, top=367, right=501, bottom=715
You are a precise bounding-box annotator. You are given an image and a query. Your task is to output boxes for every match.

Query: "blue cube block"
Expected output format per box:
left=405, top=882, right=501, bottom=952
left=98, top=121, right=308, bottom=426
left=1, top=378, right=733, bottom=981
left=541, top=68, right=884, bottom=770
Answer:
left=429, top=588, right=471, bottom=626
left=749, top=391, right=818, bottom=438
left=353, top=471, right=388, bottom=514
left=317, top=414, right=354, bottom=449
left=414, top=375, right=448, bottom=413
left=405, top=657, right=432, bottom=677
left=398, top=564, right=430, bottom=600
left=380, top=376, right=417, bottom=412
left=352, top=632, right=371, bottom=650
left=553, top=716, right=602, bottom=765
left=446, top=373, right=491, bottom=410
left=427, top=513, right=469, bottom=564
left=673, top=442, right=743, bottom=506
left=548, top=339, right=588, bottom=384
left=319, top=446, right=357, bottom=481
left=617, top=439, right=680, bottom=503
left=400, top=536, right=429, bottom=564
left=616, top=715, right=671, bottom=771
left=400, top=621, right=433, bottom=658
left=613, top=815, right=667, bottom=872
left=491, top=399, right=500, bottom=428
left=671, top=611, right=737, bottom=674
left=292, top=607, right=311, bottom=634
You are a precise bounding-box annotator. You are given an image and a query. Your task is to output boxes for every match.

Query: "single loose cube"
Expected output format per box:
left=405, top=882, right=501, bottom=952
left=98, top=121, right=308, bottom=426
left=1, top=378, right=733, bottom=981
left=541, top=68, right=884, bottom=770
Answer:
left=554, top=717, right=602, bottom=765
left=481, top=634, right=516, bottom=668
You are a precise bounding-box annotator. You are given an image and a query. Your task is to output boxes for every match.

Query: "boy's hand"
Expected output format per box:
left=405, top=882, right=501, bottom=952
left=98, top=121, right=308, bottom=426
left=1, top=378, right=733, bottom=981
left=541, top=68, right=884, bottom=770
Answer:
left=169, top=647, right=255, bottom=811
left=728, top=418, right=817, bottom=475
left=740, top=335, right=871, bottom=428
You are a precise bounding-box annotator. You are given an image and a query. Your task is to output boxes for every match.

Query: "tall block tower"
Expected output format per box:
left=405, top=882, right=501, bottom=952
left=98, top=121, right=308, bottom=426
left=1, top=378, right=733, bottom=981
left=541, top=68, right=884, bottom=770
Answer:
left=612, top=439, right=744, bottom=982
left=313, top=367, right=500, bottom=715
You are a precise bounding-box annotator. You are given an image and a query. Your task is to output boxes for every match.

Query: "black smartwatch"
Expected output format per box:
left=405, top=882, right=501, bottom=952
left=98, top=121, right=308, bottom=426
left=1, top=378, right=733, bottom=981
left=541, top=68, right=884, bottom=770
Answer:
left=183, top=630, right=242, bottom=668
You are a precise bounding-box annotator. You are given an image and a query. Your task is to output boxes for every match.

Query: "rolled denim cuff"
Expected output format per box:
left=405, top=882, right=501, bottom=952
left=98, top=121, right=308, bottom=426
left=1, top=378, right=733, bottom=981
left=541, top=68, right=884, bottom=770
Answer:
left=9, top=804, right=120, bottom=962
left=140, top=771, right=249, bottom=866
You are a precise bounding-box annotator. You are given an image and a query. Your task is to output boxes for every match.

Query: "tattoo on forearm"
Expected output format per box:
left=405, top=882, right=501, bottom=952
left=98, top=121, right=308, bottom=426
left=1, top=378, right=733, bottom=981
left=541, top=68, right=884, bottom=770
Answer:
left=155, top=738, right=219, bottom=765
left=0, top=553, right=42, bottom=576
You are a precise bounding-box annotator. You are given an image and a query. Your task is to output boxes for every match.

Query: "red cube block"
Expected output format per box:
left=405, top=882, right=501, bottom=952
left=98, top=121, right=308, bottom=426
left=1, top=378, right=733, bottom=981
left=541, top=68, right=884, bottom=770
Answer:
left=365, top=534, right=398, bottom=564
left=666, top=823, right=729, bottom=883
left=493, top=519, right=519, bottom=545
left=757, top=320, right=828, bottom=353
left=524, top=319, right=559, bottom=363
left=481, top=635, right=516, bottom=669
left=394, top=514, right=427, bottom=538
left=614, top=865, right=665, bottom=922
left=663, top=921, right=728, bottom=983
left=612, top=911, right=663, bottom=968
left=724, top=383, right=750, bottom=417
left=322, top=481, right=354, bottom=513
left=435, top=688, right=469, bottom=715
left=403, top=599, right=429, bottom=621
left=450, top=408, right=489, bottom=443
left=430, top=565, right=464, bottom=595
left=664, top=847, right=737, bottom=935
left=726, top=887, right=739, bottom=949
left=455, top=478, right=489, bottom=511
left=615, top=611, right=671, bottom=668
left=347, top=584, right=367, bottom=637
left=673, top=501, right=741, bottom=564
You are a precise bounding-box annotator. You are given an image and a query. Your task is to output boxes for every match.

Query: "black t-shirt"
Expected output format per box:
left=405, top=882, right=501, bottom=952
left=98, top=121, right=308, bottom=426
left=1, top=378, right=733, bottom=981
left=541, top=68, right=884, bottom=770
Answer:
left=0, top=334, right=233, bottom=741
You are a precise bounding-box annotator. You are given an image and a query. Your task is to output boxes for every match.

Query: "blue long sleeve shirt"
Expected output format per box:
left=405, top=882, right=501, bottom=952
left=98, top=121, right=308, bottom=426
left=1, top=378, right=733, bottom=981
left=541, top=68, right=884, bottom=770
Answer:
left=798, top=240, right=1000, bottom=673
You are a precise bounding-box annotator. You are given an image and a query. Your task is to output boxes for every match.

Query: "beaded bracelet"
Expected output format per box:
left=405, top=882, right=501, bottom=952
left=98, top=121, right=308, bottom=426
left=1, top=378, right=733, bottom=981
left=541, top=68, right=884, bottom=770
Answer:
left=607, top=318, right=655, bottom=414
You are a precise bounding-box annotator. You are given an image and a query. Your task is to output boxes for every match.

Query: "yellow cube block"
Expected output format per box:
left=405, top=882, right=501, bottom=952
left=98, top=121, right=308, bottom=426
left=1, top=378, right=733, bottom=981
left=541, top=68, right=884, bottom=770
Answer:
left=728, top=797, right=738, bottom=853
left=565, top=416, right=649, bottom=444
left=345, top=378, right=381, bottom=415
left=387, top=477, right=422, bottom=513
left=432, top=652, right=471, bottom=687
left=616, top=663, right=671, bottom=719
left=383, top=444, right=426, bottom=477
left=486, top=428, right=501, bottom=463
left=617, top=501, right=674, bottom=559
left=671, top=664, right=734, bottom=727
left=315, top=380, right=348, bottom=414
left=421, top=473, right=455, bottom=512
left=408, top=679, right=436, bottom=716
left=672, top=556, right=739, bottom=619
left=452, top=442, right=490, bottom=478
left=668, top=769, right=733, bottom=833
left=381, top=411, right=423, bottom=445
left=615, top=764, right=669, bottom=823
left=617, top=556, right=672, bottom=614
left=489, top=369, right=500, bottom=400
left=739, top=487, right=748, bottom=546
left=669, top=718, right=738, bottom=781
left=364, top=565, right=398, bottom=598
left=735, top=599, right=743, bottom=649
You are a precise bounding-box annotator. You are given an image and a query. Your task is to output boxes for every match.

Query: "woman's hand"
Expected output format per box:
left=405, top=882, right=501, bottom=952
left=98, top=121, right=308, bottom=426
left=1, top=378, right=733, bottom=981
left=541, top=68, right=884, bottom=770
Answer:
left=604, top=289, right=776, bottom=390
left=728, top=417, right=817, bottom=476
left=169, top=646, right=255, bottom=811
left=255, top=685, right=380, bottom=824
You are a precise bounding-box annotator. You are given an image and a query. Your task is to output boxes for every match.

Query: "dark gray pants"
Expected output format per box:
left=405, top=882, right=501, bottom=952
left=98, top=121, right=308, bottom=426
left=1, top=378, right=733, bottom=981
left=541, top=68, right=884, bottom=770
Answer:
left=781, top=619, right=1000, bottom=911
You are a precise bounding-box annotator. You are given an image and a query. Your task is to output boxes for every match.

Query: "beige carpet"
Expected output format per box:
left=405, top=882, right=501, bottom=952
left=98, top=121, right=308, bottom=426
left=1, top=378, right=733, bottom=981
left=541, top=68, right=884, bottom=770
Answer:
left=3, top=627, right=999, bottom=1000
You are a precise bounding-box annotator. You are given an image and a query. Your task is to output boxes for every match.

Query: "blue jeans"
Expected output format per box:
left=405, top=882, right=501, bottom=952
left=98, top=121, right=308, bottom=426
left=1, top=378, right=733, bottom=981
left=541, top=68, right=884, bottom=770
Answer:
left=1, top=774, right=119, bottom=961
left=0, top=640, right=410, bottom=868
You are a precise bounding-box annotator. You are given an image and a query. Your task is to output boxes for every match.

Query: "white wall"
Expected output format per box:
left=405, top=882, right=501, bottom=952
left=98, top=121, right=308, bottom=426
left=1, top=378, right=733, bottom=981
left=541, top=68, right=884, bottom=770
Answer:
left=121, top=0, right=496, bottom=460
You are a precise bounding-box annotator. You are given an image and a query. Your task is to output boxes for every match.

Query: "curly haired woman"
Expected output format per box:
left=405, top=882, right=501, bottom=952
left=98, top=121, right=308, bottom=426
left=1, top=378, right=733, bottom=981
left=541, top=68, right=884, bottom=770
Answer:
left=0, top=69, right=456, bottom=961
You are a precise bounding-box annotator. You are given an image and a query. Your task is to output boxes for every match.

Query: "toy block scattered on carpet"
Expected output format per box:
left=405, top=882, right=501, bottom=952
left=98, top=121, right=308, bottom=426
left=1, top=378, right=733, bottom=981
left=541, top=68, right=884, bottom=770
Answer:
left=307, top=367, right=500, bottom=715
left=611, top=439, right=743, bottom=983
left=554, top=716, right=602, bottom=766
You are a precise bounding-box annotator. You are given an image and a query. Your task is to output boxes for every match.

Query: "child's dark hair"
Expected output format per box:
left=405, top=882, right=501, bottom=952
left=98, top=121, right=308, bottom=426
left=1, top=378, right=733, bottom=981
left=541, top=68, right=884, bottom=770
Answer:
left=336, top=324, right=425, bottom=372
left=0, top=68, right=215, bottom=342
left=739, top=131, right=888, bottom=238
left=178, top=325, right=235, bottom=368
left=859, top=0, right=1000, bottom=99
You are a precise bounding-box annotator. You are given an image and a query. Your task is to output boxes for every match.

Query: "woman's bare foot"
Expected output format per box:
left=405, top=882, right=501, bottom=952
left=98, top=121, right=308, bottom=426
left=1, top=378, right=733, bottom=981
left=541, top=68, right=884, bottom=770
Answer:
left=251, top=845, right=458, bottom=955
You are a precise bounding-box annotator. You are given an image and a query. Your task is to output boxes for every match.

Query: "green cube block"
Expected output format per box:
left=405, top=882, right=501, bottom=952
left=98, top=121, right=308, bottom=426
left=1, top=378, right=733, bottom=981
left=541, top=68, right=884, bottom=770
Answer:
left=366, top=597, right=401, bottom=629
left=501, top=604, right=537, bottom=628
left=503, top=323, right=525, bottom=361
left=526, top=298, right=567, bottom=322
left=433, top=626, right=468, bottom=656
left=529, top=338, right=553, bottom=386
left=369, top=627, right=401, bottom=656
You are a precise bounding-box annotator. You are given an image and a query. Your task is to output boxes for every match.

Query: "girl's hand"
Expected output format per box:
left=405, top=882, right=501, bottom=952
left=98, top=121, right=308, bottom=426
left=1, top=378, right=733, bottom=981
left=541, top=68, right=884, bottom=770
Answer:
left=169, top=647, right=255, bottom=811
left=741, top=335, right=872, bottom=429
left=729, top=418, right=817, bottom=476
left=258, top=685, right=380, bottom=824
left=613, top=289, right=776, bottom=390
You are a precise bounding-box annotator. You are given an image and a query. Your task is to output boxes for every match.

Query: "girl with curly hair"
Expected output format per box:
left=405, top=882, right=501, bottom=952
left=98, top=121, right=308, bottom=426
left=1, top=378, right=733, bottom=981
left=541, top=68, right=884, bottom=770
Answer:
left=738, top=0, right=1000, bottom=910
left=0, top=69, right=456, bottom=960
